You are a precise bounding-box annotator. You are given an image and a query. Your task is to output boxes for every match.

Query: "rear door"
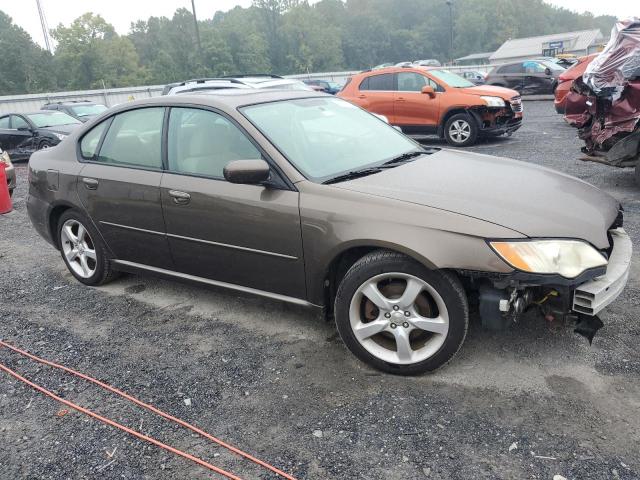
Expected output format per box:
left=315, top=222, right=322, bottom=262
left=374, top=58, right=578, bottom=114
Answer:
left=394, top=72, right=441, bottom=132
left=76, top=107, right=173, bottom=269
left=160, top=107, right=306, bottom=298
left=355, top=73, right=396, bottom=122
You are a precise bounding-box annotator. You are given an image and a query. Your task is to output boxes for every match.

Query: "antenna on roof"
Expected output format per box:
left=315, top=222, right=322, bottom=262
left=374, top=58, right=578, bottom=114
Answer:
left=35, top=0, right=52, bottom=53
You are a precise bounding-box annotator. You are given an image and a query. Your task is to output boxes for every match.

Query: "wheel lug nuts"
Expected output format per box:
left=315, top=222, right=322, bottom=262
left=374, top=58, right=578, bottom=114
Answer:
left=404, top=311, right=410, bottom=317
left=384, top=312, right=391, bottom=319
left=393, top=305, right=399, bottom=311
left=402, top=322, right=410, bottom=328
left=390, top=323, right=397, bottom=329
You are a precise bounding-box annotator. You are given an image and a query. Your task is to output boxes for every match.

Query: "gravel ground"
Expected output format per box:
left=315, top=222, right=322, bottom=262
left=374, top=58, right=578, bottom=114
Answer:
left=1, top=100, right=639, bottom=480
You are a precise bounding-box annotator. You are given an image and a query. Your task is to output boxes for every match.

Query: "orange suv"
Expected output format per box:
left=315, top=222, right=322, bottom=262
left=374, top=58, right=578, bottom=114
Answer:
left=338, top=66, right=523, bottom=146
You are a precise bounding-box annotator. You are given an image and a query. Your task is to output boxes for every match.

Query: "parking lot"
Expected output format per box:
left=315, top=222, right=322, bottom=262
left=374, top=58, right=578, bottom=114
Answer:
left=1, top=100, right=639, bottom=479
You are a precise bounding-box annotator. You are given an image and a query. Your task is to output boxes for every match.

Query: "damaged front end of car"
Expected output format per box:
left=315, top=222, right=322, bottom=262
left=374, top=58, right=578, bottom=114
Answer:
left=458, top=210, right=631, bottom=344
left=467, top=95, right=523, bottom=137
left=564, top=18, right=640, bottom=182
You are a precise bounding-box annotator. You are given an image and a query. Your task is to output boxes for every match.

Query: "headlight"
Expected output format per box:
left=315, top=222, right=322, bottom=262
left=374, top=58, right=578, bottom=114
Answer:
left=53, top=133, right=67, bottom=141
left=481, top=96, right=506, bottom=108
left=489, top=240, right=607, bottom=278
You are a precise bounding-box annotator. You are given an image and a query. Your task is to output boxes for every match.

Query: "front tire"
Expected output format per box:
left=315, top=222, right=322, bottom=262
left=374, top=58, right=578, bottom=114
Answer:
left=444, top=113, right=478, bottom=147
left=334, top=250, right=469, bottom=375
left=39, top=139, right=52, bottom=150
left=57, top=209, right=117, bottom=286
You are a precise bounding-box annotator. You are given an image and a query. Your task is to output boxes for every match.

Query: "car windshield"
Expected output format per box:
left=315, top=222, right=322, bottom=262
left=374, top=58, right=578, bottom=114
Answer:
left=428, top=70, right=475, bottom=88
left=27, top=112, right=81, bottom=127
left=69, top=104, right=108, bottom=117
left=540, top=60, right=565, bottom=72
left=242, top=97, right=421, bottom=182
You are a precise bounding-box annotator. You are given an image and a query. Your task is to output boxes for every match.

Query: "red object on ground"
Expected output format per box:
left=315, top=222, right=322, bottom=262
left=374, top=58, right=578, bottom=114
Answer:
left=0, top=163, right=12, bottom=214
left=0, top=340, right=298, bottom=480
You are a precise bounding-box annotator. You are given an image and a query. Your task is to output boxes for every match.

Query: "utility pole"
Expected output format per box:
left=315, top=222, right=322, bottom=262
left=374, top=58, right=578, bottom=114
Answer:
left=35, top=0, right=52, bottom=53
left=191, top=0, right=202, bottom=55
left=446, top=0, right=453, bottom=65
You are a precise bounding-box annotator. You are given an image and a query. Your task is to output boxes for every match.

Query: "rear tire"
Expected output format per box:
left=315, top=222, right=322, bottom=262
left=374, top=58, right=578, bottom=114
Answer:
left=444, top=113, right=478, bottom=147
left=334, top=250, right=469, bottom=375
left=57, top=209, right=118, bottom=286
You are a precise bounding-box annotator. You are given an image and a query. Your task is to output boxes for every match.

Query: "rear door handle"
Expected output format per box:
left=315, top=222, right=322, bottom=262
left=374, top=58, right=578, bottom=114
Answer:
left=357, top=94, right=367, bottom=99
left=396, top=97, right=406, bottom=102
left=169, top=190, right=191, bottom=205
left=82, top=177, right=99, bottom=190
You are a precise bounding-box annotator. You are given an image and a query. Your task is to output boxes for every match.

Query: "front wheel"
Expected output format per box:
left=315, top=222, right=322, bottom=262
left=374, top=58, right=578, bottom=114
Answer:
left=444, top=113, right=478, bottom=147
left=334, top=250, right=469, bottom=375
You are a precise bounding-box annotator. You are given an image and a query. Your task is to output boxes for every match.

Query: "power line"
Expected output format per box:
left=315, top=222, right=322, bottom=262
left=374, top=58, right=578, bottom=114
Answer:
left=35, top=0, right=52, bottom=53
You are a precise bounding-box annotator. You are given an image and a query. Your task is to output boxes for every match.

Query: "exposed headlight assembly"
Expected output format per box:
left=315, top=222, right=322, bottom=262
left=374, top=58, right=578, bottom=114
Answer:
left=489, top=239, right=607, bottom=279
left=53, top=133, right=67, bottom=141
left=481, top=96, right=506, bottom=108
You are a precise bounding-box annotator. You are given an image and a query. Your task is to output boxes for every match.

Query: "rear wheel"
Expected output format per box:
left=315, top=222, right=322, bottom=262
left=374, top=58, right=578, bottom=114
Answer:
left=444, top=113, right=478, bottom=147
left=334, top=250, right=468, bottom=375
left=57, top=209, right=117, bottom=286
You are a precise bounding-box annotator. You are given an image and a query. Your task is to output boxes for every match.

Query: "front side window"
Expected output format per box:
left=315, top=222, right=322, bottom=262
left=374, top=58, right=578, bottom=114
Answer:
left=97, top=107, right=164, bottom=169
left=242, top=97, right=420, bottom=182
left=428, top=70, right=475, bottom=88
left=397, top=72, right=429, bottom=92
left=11, top=115, right=29, bottom=129
left=0, top=117, right=9, bottom=129
left=167, top=108, right=261, bottom=178
left=80, top=120, right=109, bottom=159
left=360, top=73, right=394, bottom=91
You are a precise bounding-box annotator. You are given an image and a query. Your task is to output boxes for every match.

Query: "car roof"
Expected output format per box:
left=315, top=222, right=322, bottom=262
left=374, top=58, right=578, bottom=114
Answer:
left=106, top=89, right=330, bottom=114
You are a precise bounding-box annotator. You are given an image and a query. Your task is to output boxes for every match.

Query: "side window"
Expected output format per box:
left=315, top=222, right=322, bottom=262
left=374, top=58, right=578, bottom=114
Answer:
left=397, top=72, right=428, bottom=92
left=97, top=107, right=164, bottom=169
left=80, top=120, right=109, bottom=159
left=499, top=63, right=523, bottom=74
left=11, top=115, right=29, bottom=129
left=167, top=108, right=261, bottom=178
left=360, top=74, right=393, bottom=91
left=0, top=116, right=9, bottom=129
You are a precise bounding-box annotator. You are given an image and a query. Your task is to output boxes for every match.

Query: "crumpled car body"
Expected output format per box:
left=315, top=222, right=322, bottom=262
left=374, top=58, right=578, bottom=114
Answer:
left=564, top=18, right=640, bottom=169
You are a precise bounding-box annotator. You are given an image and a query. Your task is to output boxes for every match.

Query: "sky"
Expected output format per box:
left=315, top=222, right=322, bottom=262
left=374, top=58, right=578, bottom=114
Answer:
left=0, top=0, right=636, bottom=48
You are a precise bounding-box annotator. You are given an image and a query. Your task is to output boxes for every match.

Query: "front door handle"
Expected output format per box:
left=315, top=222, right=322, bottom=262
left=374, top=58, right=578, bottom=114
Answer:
left=396, top=97, right=406, bottom=102
left=357, top=94, right=367, bottom=99
left=82, top=177, right=99, bottom=190
left=169, top=190, right=191, bottom=205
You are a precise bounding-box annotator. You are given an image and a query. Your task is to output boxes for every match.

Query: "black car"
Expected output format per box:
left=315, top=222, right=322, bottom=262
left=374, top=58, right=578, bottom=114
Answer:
left=484, top=59, right=565, bottom=95
left=0, top=111, right=81, bottom=160
left=459, top=70, right=486, bottom=85
left=42, top=100, right=108, bottom=123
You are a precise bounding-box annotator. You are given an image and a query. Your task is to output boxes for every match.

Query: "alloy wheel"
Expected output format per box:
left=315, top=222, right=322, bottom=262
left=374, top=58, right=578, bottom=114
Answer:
left=348, top=272, right=449, bottom=365
left=60, top=219, right=97, bottom=279
left=448, top=119, right=471, bottom=143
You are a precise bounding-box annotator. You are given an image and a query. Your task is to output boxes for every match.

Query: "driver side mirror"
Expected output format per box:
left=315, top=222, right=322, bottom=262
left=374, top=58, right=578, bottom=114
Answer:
left=421, top=85, right=436, bottom=98
left=223, top=159, right=271, bottom=185
left=17, top=126, right=32, bottom=132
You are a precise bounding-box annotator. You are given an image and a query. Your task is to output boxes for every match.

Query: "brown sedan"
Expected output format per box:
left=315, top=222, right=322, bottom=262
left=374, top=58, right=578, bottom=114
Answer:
left=27, top=90, right=632, bottom=375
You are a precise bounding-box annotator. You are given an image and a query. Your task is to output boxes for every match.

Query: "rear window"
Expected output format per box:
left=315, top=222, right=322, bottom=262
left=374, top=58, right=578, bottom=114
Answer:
left=359, top=73, right=394, bottom=91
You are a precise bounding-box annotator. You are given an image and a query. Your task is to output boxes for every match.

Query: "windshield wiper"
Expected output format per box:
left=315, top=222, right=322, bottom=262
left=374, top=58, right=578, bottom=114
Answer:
left=322, top=167, right=383, bottom=185
left=382, top=150, right=427, bottom=166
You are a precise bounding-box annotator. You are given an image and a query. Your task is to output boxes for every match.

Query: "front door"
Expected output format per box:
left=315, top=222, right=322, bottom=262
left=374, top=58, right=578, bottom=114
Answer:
left=160, top=107, right=306, bottom=299
left=0, top=115, right=35, bottom=159
left=394, top=72, right=440, bottom=133
left=75, top=107, right=173, bottom=269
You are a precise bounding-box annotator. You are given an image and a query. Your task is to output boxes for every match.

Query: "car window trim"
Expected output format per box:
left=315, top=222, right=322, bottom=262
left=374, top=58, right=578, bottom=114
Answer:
left=77, top=106, right=165, bottom=170
left=164, top=104, right=294, bottom=190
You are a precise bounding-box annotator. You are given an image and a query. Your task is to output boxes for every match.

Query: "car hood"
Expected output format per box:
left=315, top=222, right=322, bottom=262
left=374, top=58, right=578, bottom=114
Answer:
left=44, top=123, right=81, bottom=135
left=457, top=85, right=520, bottom=99
left=332, top=149, right=619, bottom=249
